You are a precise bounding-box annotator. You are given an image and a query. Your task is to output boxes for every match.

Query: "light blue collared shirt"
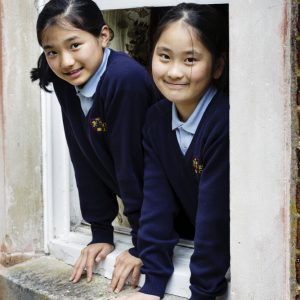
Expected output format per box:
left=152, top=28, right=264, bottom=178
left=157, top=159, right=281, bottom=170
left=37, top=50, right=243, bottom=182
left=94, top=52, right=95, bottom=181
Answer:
left=172, top=86, right=217, bottom=155
left=75, top=48, right=111, bottom=116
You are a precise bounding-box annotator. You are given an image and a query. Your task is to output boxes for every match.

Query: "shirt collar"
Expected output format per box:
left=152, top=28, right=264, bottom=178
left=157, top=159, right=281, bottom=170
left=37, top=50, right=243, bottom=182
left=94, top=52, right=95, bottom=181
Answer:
left=75, top=48, right=111, bottom=98
left=172, top=85, right=217, bottom=134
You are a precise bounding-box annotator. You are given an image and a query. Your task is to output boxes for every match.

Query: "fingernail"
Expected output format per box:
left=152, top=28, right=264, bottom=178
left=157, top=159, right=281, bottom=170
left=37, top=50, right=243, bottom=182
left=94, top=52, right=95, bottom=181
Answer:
left=114, top=289, right=119, bottom=293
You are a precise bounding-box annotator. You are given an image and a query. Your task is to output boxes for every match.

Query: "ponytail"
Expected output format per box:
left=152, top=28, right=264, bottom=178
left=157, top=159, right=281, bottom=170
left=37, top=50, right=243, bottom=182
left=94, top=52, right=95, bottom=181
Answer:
left=30, top=53, right=55, bottom=93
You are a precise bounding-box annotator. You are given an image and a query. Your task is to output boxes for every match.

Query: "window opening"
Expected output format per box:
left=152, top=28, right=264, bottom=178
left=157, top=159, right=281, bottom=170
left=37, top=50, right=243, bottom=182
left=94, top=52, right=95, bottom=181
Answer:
left=69, top=4, right=229, bottom=248
left=44, top=2, right=229, bottom=298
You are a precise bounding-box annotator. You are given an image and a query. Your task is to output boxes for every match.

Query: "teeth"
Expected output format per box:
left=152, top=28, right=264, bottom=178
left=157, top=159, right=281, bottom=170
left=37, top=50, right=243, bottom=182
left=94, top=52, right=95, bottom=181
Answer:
left=65, top=68, right=81, bottom=75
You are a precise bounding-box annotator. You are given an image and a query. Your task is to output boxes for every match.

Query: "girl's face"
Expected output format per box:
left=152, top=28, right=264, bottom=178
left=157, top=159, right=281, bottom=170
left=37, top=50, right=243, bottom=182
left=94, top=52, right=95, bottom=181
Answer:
left=152, top=20, right=223, bottom=119
left=41, top=22, right=109, bottom=86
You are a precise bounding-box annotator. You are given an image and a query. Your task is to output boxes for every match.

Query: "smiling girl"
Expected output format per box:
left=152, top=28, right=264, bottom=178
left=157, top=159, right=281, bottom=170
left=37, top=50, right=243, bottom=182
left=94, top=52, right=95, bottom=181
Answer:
left=118, top=4, right=229, bottom=300
left=31, top=0, right=157, bottom=293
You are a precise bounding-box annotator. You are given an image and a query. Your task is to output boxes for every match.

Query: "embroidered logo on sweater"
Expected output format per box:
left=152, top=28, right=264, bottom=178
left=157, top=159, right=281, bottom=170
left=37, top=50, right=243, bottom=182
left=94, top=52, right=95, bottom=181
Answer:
left=193, top=158, right=203, bottom=175
left=90, top=117, right=107, bottom=132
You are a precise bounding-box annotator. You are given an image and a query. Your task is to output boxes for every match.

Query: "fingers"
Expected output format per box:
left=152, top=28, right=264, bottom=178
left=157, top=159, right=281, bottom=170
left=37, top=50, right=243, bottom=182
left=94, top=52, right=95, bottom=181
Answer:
left=69, top=243, right=114, bottom=284
left=131, top=266, right=141, bottom=288
left=70, top=250, right=88, bottom=283
left=110, top=250, right=142, bottom=293
left=86, top=248, right=95, bottom=282
left=113, top=264, right=133, bottom=293
left=110, top=264, right=123, bottom=293
left=110, top=251, right=128, bottom=292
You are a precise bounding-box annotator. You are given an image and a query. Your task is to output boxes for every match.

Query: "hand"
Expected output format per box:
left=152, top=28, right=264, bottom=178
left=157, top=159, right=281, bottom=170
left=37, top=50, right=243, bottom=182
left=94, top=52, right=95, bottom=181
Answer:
left=110, top=250, right=143, bottom=293
left=69, top=243, right=114, bottom=283
left=116, top=292, right=160, bottom=300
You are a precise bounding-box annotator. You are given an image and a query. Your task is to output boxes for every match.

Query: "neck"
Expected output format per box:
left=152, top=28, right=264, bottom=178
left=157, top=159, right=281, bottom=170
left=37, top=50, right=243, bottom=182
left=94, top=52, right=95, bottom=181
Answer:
left=175, top=102, right=198, bottom=122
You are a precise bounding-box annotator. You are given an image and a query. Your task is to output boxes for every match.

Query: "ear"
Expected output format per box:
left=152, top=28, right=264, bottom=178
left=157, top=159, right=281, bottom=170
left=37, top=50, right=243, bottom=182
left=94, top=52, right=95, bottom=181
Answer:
left=99, top=25, right=110, bottom=47
left=213, top=54, right=226, bottom=79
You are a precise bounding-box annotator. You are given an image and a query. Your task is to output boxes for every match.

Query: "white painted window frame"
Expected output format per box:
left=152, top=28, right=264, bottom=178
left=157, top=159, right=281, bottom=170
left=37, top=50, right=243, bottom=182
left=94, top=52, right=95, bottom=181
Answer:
left=41, top=1, right=230, bottom=298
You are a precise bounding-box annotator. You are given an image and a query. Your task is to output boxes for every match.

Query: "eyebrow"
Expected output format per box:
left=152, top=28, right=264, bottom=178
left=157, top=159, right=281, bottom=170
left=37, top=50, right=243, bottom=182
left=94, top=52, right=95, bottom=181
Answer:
left=156, top=46, right=171, bottom=52
left=42, top=35, right=80, bottom=50
left=156, top=46, right=200, bottom=56
left=184, top=50, right=200, bottom=56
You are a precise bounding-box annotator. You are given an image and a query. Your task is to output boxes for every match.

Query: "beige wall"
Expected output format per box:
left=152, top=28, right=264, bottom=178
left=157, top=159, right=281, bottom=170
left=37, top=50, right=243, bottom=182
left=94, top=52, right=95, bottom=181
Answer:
left=230, top=0, right=293, bottom=298
left=0, top=0, right=43, bottom=256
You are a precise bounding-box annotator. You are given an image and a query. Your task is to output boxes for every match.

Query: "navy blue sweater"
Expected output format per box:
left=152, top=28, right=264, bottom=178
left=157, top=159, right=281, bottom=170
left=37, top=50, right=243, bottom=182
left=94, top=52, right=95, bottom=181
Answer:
left=52, top=50, right=157, bottom=256
left=138, top=92, right=230, bottom=299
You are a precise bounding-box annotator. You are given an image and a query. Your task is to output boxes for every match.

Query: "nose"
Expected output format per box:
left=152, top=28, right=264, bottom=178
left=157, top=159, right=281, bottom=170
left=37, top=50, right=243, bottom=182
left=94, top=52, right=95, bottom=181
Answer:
left=60, top=51, right=75, bottom=69
left=167, top=62, right=184, bottom=80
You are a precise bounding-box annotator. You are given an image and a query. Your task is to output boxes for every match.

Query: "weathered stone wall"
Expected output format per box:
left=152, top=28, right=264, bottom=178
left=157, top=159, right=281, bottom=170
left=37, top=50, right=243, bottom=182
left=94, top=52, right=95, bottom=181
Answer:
left=0, top=0, right=43, bottom=260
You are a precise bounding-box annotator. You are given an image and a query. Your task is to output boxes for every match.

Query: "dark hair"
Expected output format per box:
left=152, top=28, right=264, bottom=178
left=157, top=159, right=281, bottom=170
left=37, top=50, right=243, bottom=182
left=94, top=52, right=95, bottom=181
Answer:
left=30, top=0, right=106, bottom=92
left=151, top=3, right=229, bottom=92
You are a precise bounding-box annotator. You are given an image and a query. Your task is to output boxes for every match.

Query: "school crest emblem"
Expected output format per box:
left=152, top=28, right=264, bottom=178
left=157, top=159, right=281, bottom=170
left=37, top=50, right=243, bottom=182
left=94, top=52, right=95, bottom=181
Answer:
left=193, top=158, right=203, bottom=175
left=90, top=117, right=107, bottom=132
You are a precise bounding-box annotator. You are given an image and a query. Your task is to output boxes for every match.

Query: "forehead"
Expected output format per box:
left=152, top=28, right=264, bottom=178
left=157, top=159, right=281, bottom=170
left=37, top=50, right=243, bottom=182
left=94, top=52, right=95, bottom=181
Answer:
left=157, top=20, right=201, bottom=46
left=41, top=22, right=82, bottom=46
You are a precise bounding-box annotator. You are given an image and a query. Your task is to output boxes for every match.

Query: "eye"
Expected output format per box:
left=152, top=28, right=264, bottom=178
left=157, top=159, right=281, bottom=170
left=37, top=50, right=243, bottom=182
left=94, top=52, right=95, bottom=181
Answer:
left=185, top=57, right=196, bottom=65
left=45, top=50, right=57, bottom=58
left=158, top=53, right=170, bottom=62
left=71, top=43, right=81, bottom=50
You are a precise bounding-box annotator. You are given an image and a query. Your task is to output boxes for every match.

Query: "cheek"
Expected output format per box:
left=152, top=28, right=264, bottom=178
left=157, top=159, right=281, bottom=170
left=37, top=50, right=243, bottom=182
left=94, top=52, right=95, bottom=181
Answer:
left=191, top=65, right=213, bottom=84
left=151, top=60, right=163, bottom=82
left=45, top=58, right=58, bottom=73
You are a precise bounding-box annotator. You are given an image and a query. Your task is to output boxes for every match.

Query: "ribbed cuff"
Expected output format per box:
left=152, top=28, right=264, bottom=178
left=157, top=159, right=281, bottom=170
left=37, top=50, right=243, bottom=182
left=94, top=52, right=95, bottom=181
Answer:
left=129, top=226, right=137, bottom=247
left=139, top=274, right=169, bottom=298
left=89, top=224, right=114, bottom=245
left=128, top=246, right=138, bottom=257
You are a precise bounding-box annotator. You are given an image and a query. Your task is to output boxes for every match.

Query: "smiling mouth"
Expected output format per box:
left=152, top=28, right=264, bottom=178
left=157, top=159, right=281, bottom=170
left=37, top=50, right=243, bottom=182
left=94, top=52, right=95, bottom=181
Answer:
left=164, top=81, right=189, bottom=89
left=64, top=67, right=83, bottom=76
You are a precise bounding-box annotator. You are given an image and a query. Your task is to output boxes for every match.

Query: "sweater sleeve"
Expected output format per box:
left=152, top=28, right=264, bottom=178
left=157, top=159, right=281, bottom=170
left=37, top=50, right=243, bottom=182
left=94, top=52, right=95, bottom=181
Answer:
left=61, top=110, right=118, bottom=246
left=189, top=125, right=230, bottom=300
left=104, top=63, right=156, bottom=256
left=138, top=124, right=179, bottom=298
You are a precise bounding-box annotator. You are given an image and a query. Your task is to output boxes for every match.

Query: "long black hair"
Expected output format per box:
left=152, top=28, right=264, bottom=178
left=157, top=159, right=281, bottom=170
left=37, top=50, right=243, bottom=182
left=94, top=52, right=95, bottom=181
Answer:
left=151, top=3, right=229, bottom=93
left=30, top=0, right=106, bottom=92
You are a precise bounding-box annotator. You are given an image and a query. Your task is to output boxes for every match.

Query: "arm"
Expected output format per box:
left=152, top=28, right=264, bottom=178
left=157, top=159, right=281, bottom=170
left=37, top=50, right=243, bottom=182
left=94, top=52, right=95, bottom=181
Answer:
left=137, top=125, right=179, bottom=298
left=104, top=65, right=156, bottom=254
left=61, top=111, right=118, bottom=245
left=103, top=61, right=157, bottom=292
left=61, top=111, right=117, bottom=283
left=53, top=79, right=119, bottom=246
left=190, top=125, right=230, bottom=300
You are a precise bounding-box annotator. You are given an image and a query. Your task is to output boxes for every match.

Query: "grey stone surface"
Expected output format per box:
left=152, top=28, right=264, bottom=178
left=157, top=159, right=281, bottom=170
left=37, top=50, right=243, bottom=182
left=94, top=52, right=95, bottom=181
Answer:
left=0, top=256, right=187, bottom=300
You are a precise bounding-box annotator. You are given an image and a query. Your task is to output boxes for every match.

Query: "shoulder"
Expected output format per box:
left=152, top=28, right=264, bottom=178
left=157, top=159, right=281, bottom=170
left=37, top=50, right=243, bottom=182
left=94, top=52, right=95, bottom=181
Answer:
left=52, top=77, right=76, bottom=106
left=144, top=99, right=171, bottom=133
left=204, top=91, right=229, bottom=132
left=197, top=92, right=229, bottom=153
left=105, top=50, right=151, bottom=84
left=210, top=92, right=229, bottom=118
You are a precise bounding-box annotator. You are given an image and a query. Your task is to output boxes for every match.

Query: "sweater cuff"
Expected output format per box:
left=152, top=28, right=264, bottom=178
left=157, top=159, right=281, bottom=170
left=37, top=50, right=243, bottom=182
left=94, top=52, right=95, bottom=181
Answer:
left=139, top=274, right=169, bottom=298
left=89, top=224, right=114, bottom=245
left=128, top=246, right=138, bottom=257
